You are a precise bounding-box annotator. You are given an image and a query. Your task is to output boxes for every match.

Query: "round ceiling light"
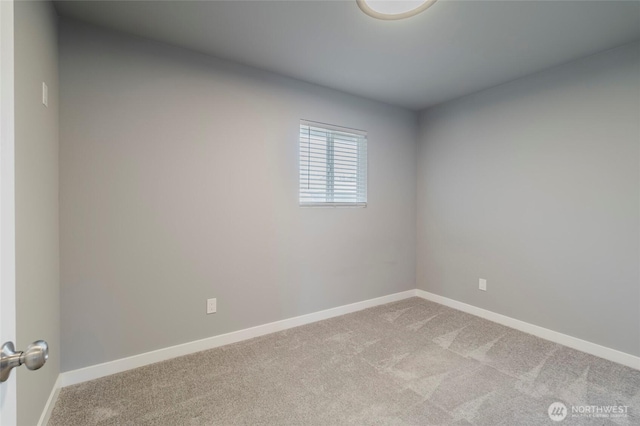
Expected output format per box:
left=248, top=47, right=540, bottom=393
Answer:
left=357, top=0, right=437, bottom=20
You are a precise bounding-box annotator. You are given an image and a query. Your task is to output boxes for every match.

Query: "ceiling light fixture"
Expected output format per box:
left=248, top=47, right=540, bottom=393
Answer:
left=357, top=0, right=437, bottom=20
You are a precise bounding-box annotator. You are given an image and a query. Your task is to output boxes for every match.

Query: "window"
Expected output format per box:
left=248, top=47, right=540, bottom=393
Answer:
left=299, top=120, right=367, bottom=207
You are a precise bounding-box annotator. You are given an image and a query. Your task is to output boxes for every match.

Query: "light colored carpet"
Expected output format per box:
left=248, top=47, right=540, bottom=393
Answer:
left=49, top=297, right=639, bottom=425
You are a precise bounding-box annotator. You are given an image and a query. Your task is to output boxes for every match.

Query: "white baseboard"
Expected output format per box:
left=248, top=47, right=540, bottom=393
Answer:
left=37, top=375, right=61, bottom=426
left=59, top=290, right=416, bottom=387
left=54, top=287, right=639, bottom=399
left=415, top=289, right=640, bottom=371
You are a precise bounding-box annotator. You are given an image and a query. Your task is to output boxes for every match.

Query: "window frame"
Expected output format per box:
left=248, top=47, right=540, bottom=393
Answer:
left=298, top=120, right=368, bottom=208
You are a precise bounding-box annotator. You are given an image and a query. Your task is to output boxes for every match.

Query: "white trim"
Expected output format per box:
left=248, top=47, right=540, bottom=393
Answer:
left=0, top=0, right=17, bottom=424
left=56, top=287, right=640, bottom=392
left=59, top=290, right=415, bottom=387
left=37, top=376, right=61, bottom=426
left=300, top=119, right=367, bottom=136
left=415, top=289, right=640, bottom=371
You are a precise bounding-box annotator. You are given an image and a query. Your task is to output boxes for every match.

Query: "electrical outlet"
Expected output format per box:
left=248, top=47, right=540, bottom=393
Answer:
left=42, top=82, right=48, bottom=107
left=207, top=298, right=217, bottom=314
left=479, top=279, right=487, bottom=291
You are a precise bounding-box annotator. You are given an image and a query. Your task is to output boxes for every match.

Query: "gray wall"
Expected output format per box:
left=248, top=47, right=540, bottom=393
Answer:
left=59, top=20, right=417, bottom=371
left=417, top=42, right=640, bottom=356
left=14, top=1, right=60, bottom=424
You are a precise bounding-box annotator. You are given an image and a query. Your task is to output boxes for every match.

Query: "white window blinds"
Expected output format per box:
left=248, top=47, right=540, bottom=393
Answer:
left=299, top=120, right=367, bottom=207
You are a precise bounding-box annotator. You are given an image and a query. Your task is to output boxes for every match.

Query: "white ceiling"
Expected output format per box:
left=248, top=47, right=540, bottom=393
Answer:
left=54, top=0, right=640, bottom=111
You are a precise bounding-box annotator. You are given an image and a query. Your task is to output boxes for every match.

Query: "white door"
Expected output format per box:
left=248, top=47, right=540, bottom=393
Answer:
left=0, top=0, right=17, bottom=424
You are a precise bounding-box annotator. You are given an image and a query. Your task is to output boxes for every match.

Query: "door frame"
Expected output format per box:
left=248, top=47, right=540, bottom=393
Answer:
left=0, top=0, right=17, bottom=424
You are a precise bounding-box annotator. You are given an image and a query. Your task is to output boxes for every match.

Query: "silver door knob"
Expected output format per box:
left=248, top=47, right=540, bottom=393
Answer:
left=0, top=340, right=48, bottom=382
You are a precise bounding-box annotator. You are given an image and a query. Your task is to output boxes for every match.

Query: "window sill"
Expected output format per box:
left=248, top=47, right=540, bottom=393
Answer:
left=299, top=203, right=367, bottom=208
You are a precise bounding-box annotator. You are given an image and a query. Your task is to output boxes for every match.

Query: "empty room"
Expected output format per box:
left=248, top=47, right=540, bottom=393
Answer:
left=0, top=0, right=638, bottom=424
